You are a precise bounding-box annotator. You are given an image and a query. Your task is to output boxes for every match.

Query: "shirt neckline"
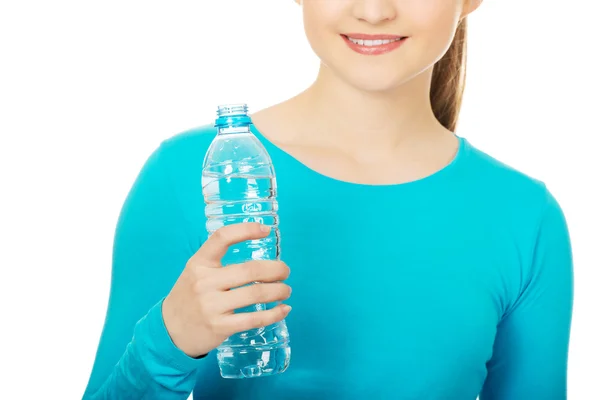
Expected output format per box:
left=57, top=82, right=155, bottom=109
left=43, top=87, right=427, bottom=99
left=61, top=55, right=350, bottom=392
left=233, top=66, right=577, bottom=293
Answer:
left=249, top=123, right=469, bottom=191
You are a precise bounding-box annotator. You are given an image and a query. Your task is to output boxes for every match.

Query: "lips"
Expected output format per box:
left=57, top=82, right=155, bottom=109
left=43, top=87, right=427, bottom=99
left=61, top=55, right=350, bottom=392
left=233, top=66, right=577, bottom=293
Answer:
left=343, top=33, right=406, bottom=41
left=341, top=33, right=408, bottom=56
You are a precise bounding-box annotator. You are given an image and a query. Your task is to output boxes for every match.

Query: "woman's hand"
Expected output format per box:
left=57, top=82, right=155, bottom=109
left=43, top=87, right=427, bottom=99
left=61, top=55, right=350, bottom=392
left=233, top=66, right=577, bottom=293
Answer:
left=162, top=222, right=292, bottom=358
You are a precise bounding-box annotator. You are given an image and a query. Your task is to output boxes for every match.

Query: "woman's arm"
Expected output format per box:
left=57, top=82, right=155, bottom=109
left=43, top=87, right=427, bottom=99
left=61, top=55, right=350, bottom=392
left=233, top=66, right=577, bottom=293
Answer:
left=83, top=142, right=205, bottom=399
left=480, top=188, right=574, bottom=399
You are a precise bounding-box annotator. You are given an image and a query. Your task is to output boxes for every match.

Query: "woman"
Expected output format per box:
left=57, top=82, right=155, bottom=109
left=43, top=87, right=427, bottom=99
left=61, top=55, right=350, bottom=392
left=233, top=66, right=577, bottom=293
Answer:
left=83, top=0, right=573, bottom=399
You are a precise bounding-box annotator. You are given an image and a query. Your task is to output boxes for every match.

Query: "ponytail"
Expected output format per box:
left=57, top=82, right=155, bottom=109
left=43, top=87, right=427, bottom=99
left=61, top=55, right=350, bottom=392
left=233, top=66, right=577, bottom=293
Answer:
left=430, top=18, right=468, bottom=132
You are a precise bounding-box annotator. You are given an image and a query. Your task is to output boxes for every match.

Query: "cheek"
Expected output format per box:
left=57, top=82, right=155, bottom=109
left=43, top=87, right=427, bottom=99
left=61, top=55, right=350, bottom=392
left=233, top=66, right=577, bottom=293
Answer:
left=406, top=0, right=463, bottom=60
left=404, top=0, right=462, bottom=23
left=301, top=3, right=345, bottom=65
left=301, top=1, right=342, bottom=38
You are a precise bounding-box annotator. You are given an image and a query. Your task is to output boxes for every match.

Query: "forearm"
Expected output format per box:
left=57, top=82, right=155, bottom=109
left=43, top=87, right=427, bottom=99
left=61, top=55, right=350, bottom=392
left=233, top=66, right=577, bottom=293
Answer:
left=84, top=299, right=202, bottom=400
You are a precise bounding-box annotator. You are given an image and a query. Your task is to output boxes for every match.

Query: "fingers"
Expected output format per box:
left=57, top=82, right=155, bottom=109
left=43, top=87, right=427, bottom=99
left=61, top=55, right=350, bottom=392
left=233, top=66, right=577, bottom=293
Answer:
left=217, top=282, right=291, bottom=313
left=217, top=304, right=292, bottom=334
left=192, top=222, right=271, bottom=266
left=213, top=260, right=290, bottom=290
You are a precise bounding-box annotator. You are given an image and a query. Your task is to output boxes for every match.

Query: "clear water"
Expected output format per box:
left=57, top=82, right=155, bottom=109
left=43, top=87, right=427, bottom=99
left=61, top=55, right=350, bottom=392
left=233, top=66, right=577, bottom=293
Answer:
left=202, top=132, right=291, bottom=379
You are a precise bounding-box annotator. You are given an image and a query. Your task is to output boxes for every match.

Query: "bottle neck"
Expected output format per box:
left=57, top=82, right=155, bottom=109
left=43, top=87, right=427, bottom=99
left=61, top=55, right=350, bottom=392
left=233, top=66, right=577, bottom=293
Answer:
left=214, top=110, right=252, bottom=135
left=217, top=125, right=251, bottom=135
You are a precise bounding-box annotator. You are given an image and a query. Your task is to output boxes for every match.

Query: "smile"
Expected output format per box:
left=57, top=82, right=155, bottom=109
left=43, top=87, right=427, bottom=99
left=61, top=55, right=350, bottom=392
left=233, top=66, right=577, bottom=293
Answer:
left=341, top=34, right=408, bottom=55
left=347, top=37, right=403, bottom=46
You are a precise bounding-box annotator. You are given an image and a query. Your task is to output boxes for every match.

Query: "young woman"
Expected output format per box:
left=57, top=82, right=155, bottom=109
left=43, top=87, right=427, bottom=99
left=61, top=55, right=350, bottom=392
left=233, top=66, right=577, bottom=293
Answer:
left=83, top=1, right=573, bottom=399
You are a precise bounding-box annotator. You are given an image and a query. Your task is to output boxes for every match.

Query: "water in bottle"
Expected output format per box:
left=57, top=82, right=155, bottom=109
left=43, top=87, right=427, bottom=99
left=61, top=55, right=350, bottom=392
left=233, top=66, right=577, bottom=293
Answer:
left=201, top=103, right=291, bottom=379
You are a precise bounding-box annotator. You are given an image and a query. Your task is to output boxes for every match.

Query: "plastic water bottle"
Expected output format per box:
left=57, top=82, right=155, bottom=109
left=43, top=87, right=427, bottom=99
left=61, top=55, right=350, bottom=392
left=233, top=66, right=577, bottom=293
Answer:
left=201, top=103, right=291, bottom=379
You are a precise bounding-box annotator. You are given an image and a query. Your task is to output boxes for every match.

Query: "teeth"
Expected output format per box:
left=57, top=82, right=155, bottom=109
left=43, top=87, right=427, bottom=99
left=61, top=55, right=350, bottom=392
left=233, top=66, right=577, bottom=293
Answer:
left=348, top=37, right=401, bottom=46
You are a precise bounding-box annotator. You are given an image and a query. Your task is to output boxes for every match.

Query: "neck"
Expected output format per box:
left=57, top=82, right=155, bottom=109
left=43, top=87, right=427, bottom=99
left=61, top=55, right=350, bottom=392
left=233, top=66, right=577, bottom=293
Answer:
left=294, top=63, right=446, bottom=155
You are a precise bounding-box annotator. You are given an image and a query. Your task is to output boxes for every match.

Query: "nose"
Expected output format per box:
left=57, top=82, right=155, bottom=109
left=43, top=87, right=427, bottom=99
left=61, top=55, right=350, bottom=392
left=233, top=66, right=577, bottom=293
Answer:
left=352, top=0, right=397, bottom=25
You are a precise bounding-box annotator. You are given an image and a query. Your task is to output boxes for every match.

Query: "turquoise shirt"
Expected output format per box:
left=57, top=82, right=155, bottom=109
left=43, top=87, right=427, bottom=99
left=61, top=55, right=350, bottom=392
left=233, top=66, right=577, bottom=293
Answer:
left=83, top=124, right=573, bottom=399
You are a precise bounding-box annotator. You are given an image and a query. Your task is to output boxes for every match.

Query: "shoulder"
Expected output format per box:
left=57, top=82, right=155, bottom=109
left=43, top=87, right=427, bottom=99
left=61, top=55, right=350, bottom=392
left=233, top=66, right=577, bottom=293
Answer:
left=137, top=123, right=218, bottom=228
left=460, top=138, right=571, bottom=277
left=157, top=123, right=218, bottom=164
left=142, top=122, right=220, bottom=185
left=462, top=138, right=546, bottom=195
left=458, top=137, right=567, bottom=234
left=461, top=138, right=555, bottom=207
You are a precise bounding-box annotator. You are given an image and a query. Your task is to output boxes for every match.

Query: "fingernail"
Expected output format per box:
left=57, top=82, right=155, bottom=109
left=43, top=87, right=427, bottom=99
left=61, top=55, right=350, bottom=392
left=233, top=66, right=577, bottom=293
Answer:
left=283, top=305, right=292, bottom=313
left=260, top=224, right=271, bottom=233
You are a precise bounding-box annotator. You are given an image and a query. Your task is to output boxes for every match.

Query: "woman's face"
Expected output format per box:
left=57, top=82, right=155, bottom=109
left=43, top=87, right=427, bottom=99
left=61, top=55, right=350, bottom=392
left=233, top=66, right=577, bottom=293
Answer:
left=297, top=0, right=481, bottom=92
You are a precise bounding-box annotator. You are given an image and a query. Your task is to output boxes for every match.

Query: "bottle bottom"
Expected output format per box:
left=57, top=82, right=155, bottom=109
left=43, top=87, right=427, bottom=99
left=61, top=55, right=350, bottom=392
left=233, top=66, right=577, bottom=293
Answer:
left=217, top=343, right=291, bottom=379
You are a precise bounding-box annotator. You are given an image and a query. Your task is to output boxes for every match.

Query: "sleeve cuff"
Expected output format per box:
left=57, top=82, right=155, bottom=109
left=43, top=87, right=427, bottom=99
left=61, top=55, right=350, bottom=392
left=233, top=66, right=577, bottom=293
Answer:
left=134, top=297, right=207, bottom=374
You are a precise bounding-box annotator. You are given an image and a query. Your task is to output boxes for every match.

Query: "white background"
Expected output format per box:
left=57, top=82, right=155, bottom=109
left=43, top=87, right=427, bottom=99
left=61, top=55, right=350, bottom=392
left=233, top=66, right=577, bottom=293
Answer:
left=1, top=1, right=598, bottom=398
